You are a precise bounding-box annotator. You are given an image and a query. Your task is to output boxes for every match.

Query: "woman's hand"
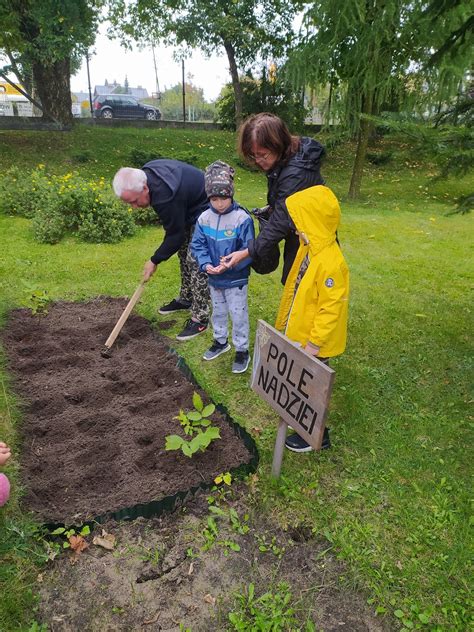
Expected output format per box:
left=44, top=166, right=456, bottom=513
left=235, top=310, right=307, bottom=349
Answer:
left=221, top=248, right=249, bottom=269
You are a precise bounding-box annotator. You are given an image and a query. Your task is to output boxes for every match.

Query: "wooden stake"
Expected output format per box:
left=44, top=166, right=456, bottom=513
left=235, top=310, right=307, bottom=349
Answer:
left=271, top=418, right=287, bottom=478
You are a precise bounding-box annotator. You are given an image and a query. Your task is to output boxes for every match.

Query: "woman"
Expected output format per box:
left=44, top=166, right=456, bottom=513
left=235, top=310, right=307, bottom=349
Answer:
left=224, top=114, right=347, bottom=453
left=223, top=112, right=325, bottom=285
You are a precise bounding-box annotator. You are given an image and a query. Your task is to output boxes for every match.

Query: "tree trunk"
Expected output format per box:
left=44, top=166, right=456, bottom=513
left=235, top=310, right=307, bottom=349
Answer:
left=223, top=40, right=243, bottom=129
left=32, top=57, right=73, bottom=125
left=348, top=93, right=374, bottom=199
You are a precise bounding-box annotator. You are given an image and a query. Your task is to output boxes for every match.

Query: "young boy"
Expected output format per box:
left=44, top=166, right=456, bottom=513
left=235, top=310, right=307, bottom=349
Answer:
left=191, top=161, right=255, bottom=374
left=274, top=185, right=349, bottom=453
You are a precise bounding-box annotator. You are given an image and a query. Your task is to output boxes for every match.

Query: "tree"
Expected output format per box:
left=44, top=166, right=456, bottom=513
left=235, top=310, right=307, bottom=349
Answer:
left=159, top=80, right=215, bottom=121
left=288, top=0, right=472, bottom=199
left=216, top=68, right=308, bottom=131
left=108, top=0, right=296, bottom=127
left=0, top=0, right=102, bottom=124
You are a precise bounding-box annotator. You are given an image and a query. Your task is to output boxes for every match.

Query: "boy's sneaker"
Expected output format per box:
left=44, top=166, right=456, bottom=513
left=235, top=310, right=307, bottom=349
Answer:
left=203, top=340, right=231, bottom=361
left=232, top=350, right=250, bottom=374
left=158, top=299, right=191, bottom=315
left=285, top=428, right=331, bottom=453
left=176, top=318, right=208, bottom=341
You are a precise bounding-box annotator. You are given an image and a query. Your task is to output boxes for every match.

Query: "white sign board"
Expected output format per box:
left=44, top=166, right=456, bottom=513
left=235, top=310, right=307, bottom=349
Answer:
left=251, top=320, right=334, bottom=468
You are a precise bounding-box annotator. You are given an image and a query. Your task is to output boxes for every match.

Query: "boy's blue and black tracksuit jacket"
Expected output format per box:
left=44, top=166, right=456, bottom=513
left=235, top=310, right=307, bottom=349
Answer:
left=191, top=201, right=254, bottom=288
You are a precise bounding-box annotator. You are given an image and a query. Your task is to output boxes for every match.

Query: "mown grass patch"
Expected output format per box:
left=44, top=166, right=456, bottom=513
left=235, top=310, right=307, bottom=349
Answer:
left=0, top=125, right=472, bottom=630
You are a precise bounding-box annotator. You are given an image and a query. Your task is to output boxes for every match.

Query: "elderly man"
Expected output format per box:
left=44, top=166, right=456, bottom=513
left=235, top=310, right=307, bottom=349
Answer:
left=113, top=159, right=210, bottom=340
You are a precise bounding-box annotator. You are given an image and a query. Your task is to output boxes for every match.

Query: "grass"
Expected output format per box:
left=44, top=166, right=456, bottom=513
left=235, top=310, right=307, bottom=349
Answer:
left=0, top=125, right=472, bottom=631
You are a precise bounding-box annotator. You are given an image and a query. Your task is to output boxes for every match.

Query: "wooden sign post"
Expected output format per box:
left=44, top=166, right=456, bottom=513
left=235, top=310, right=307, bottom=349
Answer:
left=251, top=320, right=335, bottom=477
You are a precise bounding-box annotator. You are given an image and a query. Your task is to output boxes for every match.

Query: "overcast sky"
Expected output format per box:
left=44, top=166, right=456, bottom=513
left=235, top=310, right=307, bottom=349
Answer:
left=70, top=23, right=229, bottom=102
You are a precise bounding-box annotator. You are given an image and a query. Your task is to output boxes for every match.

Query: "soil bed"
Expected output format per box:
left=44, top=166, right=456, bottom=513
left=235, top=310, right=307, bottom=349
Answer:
left=1, top=298, right=254, bottom=525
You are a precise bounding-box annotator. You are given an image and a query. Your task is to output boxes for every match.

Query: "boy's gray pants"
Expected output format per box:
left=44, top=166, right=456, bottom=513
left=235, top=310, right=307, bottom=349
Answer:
left=209, top=285, right=249, bottom=352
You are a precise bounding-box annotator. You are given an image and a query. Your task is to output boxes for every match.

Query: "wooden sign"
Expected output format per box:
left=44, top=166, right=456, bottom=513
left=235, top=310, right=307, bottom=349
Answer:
left=251, top=320, right=335, bottom=476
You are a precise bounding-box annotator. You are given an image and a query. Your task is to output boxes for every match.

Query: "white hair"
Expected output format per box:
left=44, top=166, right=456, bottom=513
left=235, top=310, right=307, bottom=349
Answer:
left=112, top=167, right=147, bottom=197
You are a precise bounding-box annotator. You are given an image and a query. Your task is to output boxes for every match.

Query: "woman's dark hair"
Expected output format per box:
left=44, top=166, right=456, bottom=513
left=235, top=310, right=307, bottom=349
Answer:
left=238, top=113, right=300, bottom=165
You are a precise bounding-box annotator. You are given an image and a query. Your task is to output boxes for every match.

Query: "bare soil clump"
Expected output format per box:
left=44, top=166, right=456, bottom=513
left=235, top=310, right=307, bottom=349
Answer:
left=35, top=490, right=392, bottom=631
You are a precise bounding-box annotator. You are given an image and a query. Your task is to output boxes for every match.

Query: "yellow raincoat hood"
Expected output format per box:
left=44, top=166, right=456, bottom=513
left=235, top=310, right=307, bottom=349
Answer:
left=275, top=186, right=349, bottom=357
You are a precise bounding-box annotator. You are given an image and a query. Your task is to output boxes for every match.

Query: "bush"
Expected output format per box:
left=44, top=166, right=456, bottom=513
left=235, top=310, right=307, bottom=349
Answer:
left=32, top=204, right=66, bottom=244
left=77, top=197, right=136, bottom=243
left=132, top=206, right=160, bottom=226
left=216, top=74, right=308, bottom=131
left=173, top=151, right=199, bottom=167
left=0, top=165, right=52, bottom=218
left=128, top=148, right=199, bottom=168
left=0, top=167, right=138, bottom=244
left=367, top=151, right=394, bottom=165
left=71, top=150, right=93, bottom=164
left=128, top=149, right=164, bottom=167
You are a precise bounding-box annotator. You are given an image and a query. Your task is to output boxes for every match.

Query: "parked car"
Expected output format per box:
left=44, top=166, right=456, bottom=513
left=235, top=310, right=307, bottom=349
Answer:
left=93, top=94, right=161, bottom=120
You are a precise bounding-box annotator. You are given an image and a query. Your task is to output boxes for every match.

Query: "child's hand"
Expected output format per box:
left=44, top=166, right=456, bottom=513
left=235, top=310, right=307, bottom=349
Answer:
left=206, top=264, right=226, bottom=275
left=0, top=442, right=11, bottom=466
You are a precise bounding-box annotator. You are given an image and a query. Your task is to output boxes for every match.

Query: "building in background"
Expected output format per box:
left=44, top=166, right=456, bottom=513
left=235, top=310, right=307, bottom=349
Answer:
left=93, top=79, right=149, bottom=99
left=0, top=81, right=34, bottom=116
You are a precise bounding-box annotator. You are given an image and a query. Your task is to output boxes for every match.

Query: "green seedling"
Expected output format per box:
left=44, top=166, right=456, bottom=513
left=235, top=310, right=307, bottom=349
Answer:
left=50, top=524, right=90, bottom=549
left=175, top=391, right=216, bottom=435
left=138, top=545, right=162, bottom=566
left=28, top=623, right=48, bottom=632
left=202, top=515, right=219, bottom=551
left=208, top=471, right=233, bottom=506
left=255, top=533, right=285, bottom=558
left=228, top=582, right=299, bottom=631
left=165, top=391, right=220, bottom=457
left=186, top=546, right=198, bottom=559
left=218, top=539, right=241, bottom=555
left=24, top=287, right=50, bottom=315
left=112, top=606, right=125, bottom=615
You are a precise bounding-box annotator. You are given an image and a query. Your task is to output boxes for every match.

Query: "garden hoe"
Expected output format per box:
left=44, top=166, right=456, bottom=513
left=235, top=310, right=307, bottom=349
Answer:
left=101, top=281, right=145, bottom=358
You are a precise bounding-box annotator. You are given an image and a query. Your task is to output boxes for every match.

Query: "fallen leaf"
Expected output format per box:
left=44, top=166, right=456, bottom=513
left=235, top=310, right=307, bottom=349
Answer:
left=93, top=530, right=116, bottom=550
left=68, top=534, right=89, bottom=553
left=143, top=612, right=160, bottom=625
left=204, top=593, right=216, bottom=606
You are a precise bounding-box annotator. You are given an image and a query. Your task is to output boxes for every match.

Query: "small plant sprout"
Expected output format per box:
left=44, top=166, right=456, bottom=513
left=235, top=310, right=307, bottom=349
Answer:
left=24, top=285, right=50, bottom=315
left=228, top=582, right=299, bottom=630
left=255, top=533, right=285, bottom=558
left=208, top=472, right=233, bottom=506
left=215, top=472, right=232, bottom=486
left=165, top=391, right=220, bottom=457
left=50, top=524, right=91, bottom=552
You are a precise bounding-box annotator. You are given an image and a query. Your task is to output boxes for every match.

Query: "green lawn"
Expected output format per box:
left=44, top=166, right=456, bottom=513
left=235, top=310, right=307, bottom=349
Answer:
left=0, top=125, right=472, bottom=631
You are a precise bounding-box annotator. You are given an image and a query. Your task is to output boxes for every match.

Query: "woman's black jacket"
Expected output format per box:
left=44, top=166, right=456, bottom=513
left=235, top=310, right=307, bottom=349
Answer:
left=248, top=136, right=325, bottom=284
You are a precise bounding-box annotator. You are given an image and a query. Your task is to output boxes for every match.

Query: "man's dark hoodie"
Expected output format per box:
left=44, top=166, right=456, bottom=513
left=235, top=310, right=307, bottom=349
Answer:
left=143, top=159, right=208, bottom=265
left=248, top=136, right=325, bottom=284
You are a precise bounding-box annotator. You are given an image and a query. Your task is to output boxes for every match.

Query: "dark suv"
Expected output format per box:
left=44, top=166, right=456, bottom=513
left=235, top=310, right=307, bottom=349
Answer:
left=93, top=94, right=161, bottom=120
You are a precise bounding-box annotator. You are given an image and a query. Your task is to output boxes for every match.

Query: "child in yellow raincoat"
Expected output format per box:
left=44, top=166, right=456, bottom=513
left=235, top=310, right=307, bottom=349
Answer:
left=274, top=186, right=349, bottom=452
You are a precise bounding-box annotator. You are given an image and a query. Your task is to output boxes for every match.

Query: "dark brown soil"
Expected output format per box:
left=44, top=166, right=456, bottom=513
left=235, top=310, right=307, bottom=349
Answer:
left=1, top=298, right=254, bottom=525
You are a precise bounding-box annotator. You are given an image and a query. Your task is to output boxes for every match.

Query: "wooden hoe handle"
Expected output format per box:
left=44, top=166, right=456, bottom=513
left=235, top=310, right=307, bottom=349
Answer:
left=104, top=282, right=145, bottom=350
